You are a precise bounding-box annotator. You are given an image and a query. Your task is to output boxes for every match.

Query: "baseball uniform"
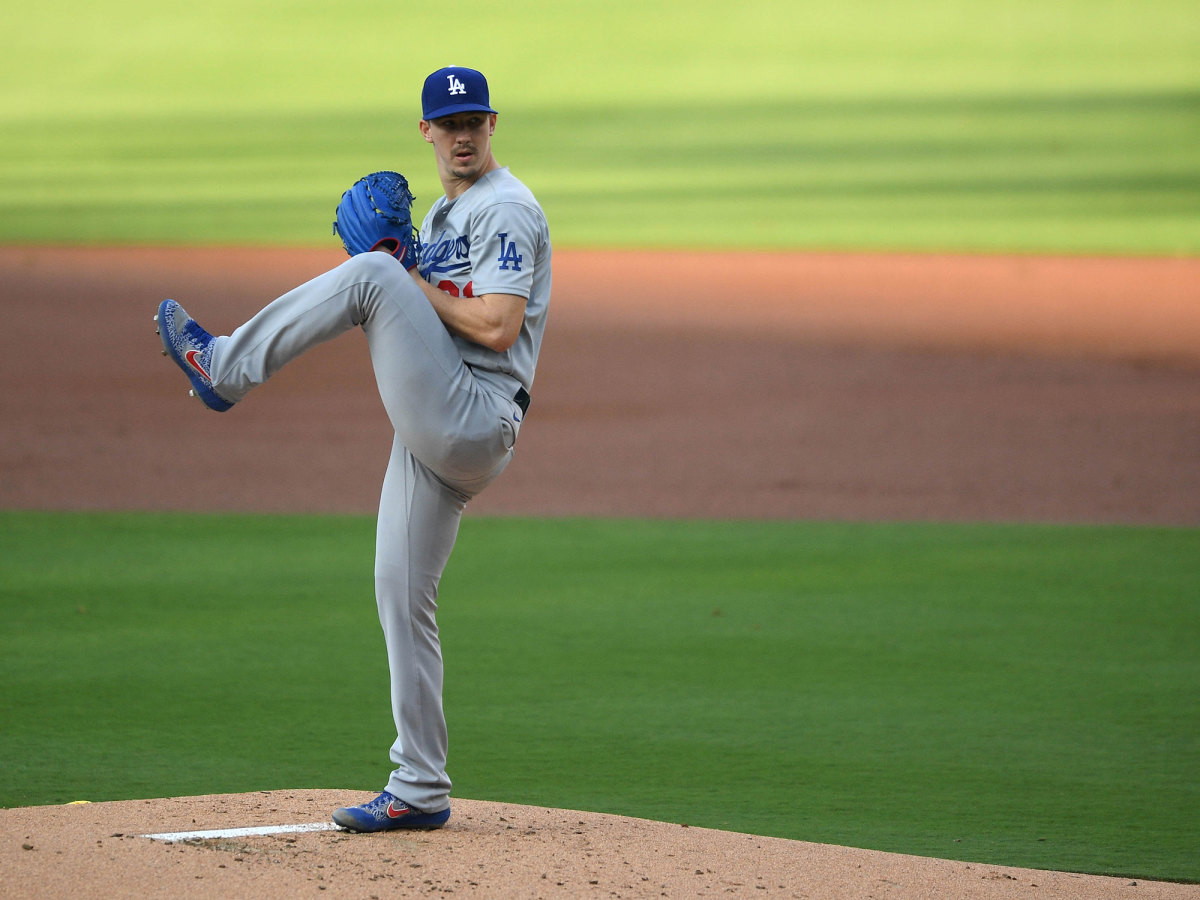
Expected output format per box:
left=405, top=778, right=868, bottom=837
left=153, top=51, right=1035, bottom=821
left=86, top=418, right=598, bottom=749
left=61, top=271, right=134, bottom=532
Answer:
left=155, top=65, right=545, bottom=830
left=196, top=166, right=550, bottom=813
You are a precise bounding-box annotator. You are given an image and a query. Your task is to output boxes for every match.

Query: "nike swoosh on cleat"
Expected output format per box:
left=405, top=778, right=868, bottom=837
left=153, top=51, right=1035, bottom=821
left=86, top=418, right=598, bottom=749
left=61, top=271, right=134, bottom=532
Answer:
left=184, top=349, right=211, bottom=380
left=385, top=802, right=409, bottom=819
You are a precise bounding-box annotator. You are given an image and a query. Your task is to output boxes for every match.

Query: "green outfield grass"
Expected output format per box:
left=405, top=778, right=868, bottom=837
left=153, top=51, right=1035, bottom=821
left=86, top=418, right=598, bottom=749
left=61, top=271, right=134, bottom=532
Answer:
left=1, top=0, right=1198, bottom=253
left=2, top=511, right=1197, bottom=882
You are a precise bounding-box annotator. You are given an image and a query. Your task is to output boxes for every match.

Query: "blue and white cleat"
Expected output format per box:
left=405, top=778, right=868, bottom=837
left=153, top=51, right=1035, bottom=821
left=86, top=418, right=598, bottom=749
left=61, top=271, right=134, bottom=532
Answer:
left=154, top=299, right=234, bottom=412
left=331, top=791, right=451, bottom=832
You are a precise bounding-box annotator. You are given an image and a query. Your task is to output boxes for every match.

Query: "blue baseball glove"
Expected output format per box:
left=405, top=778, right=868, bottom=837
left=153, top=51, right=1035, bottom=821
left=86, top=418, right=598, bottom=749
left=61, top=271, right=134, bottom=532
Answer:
left=332, top=171, right=419, bottom=269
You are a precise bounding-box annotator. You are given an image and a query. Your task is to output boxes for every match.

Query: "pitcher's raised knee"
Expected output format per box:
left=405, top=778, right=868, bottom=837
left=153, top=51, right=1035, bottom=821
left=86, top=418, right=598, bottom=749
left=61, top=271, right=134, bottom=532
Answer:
left=343, top=249, right=410, bottom=284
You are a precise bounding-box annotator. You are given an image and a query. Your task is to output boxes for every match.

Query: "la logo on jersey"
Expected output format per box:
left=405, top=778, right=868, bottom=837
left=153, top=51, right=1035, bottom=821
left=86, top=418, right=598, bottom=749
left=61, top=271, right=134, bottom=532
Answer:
left=447, top=75, right=466, bottom=96
left=497, top=233, right=522, bottom=271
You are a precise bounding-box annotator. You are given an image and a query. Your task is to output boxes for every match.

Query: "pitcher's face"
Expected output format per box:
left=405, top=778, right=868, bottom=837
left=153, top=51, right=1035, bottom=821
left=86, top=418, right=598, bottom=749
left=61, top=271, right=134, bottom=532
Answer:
left=421, top=112, right=498, bottom=192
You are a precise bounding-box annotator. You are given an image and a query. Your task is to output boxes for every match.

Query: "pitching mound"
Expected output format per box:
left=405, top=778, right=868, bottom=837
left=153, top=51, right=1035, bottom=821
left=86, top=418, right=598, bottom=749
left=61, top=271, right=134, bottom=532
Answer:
left=3, top=791, right=1194, bottom=899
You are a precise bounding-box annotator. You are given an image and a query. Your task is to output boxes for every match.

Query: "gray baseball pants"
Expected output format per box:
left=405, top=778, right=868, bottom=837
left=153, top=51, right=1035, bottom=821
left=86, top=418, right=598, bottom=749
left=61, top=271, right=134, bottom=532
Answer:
left=207, top=252, right=523, bottom=812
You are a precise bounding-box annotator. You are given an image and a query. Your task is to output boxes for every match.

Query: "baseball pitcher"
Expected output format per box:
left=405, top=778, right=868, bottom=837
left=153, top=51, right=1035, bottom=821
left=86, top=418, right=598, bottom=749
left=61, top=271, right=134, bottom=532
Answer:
left=155, top=66, right=551, bottom=832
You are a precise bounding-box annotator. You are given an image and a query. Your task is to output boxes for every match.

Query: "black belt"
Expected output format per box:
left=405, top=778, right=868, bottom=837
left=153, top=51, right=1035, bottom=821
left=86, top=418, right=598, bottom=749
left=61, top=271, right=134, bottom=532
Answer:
left=514, top=387, right=531, bottom=416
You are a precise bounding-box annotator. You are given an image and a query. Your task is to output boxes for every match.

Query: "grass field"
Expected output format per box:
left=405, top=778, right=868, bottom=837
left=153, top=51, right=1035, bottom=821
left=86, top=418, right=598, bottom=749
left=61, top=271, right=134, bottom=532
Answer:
left=1, top=0, right=1198, bottom=252
left=2, top=512, right=1197, bottom=881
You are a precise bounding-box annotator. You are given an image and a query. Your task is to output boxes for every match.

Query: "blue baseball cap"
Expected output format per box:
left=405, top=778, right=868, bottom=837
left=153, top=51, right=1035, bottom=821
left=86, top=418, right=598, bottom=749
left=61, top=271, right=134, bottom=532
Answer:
left=422, top=66, right=497, bottom=120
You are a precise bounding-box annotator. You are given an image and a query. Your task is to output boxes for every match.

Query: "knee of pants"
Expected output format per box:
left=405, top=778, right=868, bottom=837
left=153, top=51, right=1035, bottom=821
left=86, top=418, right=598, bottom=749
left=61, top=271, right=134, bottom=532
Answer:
left=344, top=250, right=409, bottom=283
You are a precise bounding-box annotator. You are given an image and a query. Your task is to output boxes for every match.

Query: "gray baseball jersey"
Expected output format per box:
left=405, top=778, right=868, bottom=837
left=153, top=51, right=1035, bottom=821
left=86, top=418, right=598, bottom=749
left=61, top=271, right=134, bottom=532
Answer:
left=204, top=167, right=551, bottom=812
left=417, top=166, right=551, bottom=399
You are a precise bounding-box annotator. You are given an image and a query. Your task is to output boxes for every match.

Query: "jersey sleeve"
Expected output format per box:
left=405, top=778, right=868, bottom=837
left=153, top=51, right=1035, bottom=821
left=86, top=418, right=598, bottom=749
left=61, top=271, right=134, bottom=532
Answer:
left=468, top=202, right=545, bottom=299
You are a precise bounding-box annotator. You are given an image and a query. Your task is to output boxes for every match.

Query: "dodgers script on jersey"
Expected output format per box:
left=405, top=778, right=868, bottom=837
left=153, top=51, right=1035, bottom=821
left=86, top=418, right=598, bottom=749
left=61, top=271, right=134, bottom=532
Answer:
left=417, top=167, right=551, bottom=396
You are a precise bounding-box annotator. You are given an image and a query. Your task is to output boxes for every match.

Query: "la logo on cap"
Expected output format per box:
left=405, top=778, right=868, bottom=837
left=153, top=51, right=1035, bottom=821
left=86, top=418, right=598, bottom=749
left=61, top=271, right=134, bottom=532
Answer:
left=422, top=66, right=497, bottom=120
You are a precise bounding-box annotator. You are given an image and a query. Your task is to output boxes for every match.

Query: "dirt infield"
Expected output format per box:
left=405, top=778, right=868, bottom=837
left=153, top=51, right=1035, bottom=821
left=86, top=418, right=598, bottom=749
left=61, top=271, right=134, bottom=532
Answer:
left=1, top=246, right=1198, bottom=897
left=1, top=246, right=1198, bottom=522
